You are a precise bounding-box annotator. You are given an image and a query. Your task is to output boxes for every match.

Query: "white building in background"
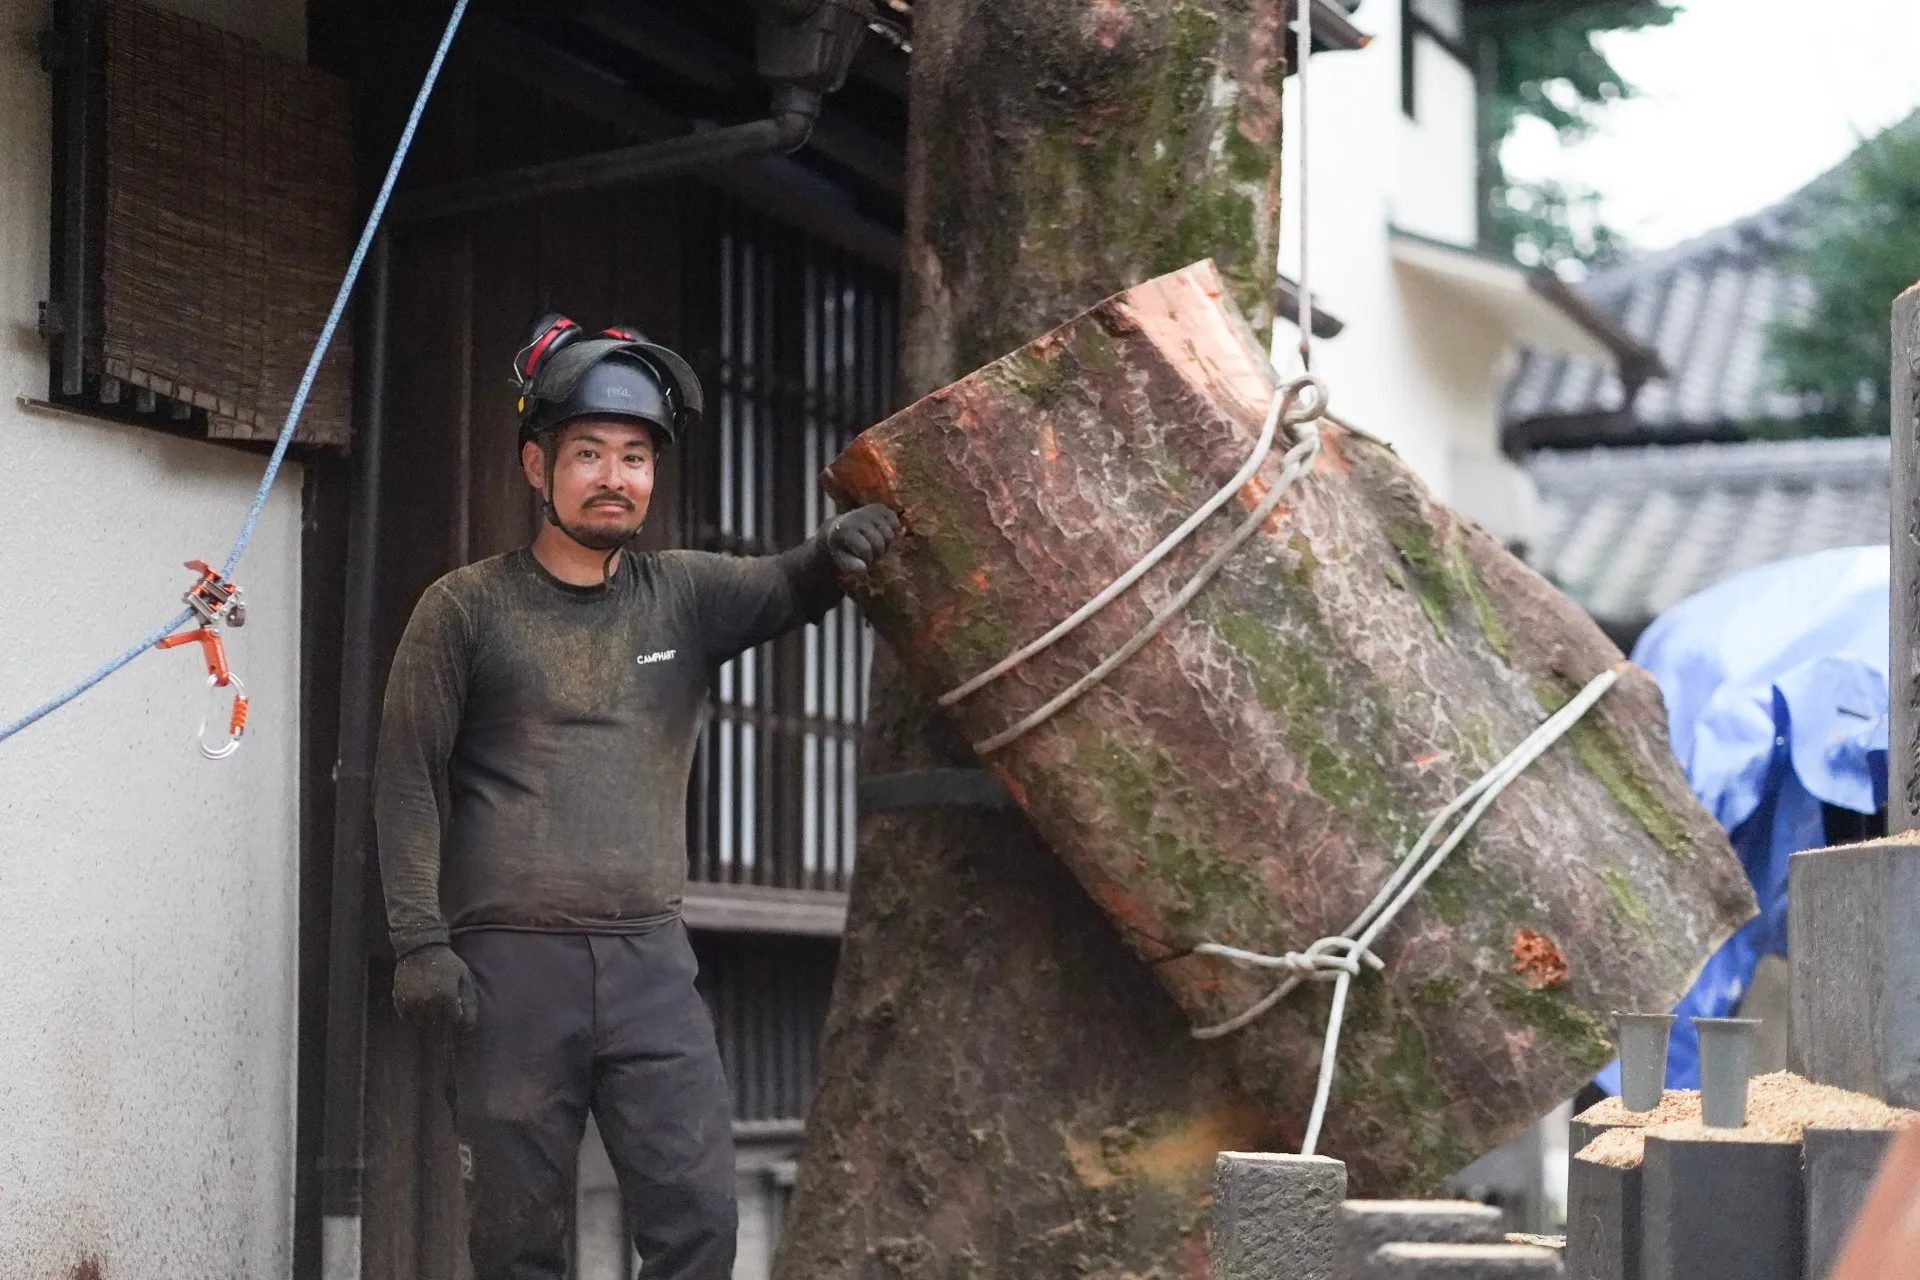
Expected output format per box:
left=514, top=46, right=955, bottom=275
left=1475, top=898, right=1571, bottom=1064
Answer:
left=1273, top=0, right=1672, bottom=1232
left=1278, top=0, right=1656, bottom=549
left=1503, top=122, right=1913, bottom=644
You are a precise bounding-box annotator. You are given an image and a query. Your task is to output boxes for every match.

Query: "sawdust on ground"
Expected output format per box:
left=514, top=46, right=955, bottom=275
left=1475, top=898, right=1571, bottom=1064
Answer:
left=1578, top=1126, right=1649, bottom=1169
left=1506, top=1234, right=1565, bottom=1250
left=1576, top=1089, right=1700, bottom=1128
left=1809, top=830, right=1920, bottom=852
left=1574, top=1073, right=1917, bottom=1168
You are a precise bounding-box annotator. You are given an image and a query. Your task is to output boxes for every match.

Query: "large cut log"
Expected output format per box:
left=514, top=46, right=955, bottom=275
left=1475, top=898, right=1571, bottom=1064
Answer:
left=824, top=259, right=1756, bottom=1192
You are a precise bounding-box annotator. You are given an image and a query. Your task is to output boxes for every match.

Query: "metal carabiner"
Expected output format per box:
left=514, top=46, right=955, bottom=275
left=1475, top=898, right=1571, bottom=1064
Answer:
left=158, top=623, right=247, bottom=760
left=197, top=670, right=248, bottom=760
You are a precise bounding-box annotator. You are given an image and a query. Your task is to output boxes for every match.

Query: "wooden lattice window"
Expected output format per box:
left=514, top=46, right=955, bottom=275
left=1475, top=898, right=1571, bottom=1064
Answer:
left=680, top=192, right=900, bottom=895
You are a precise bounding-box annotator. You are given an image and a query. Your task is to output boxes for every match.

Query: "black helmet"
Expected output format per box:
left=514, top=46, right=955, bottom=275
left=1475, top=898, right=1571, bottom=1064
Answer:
left=512, top=314, right=703, bottom=450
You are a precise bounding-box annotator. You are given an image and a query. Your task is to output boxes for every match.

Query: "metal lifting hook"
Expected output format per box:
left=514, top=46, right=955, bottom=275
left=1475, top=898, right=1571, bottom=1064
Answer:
left=156, top=561, right=250, bottom=760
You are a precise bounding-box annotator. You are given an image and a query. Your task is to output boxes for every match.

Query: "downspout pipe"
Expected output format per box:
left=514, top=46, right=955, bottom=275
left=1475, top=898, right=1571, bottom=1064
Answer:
left=318, top=229, right=392, bottom=1280
left=389, top=0, right=870, bottom=227
left=388, top=109, right=819, bottom=225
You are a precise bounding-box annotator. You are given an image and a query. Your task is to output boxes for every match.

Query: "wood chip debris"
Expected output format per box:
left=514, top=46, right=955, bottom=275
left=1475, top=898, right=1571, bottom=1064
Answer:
left=1578, top=1125, right=1649, bottom=1168
left=1574, top=1073, right=1918, bottom=1167
left=1511, top=928, right=1570, bottom=989
left=1506, top=1234, right=1565, bottom=1250
left=1577, top=1089, right=1701, bottom=1129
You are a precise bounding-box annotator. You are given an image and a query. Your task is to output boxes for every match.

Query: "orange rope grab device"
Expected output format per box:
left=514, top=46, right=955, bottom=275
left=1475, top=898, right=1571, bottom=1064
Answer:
left=154, top=560, right=249, bottom=760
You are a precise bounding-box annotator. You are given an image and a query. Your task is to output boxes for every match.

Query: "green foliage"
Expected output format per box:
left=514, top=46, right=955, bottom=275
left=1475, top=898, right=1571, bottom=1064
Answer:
left=1467, top=2, right=1680, bottom=275
left=1488, top=178, right=1633, bottom=274
left=1767, top=118, right=1920, bottom=438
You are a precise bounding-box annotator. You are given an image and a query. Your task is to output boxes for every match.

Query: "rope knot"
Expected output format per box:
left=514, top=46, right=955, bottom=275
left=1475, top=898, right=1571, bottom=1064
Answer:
left=1287, top=935, right=1382, bottom=980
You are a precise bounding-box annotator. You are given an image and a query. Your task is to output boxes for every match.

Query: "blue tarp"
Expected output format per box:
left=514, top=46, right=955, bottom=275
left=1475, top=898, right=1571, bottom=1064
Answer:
left=1594, top=545, right=1889, bottom=1094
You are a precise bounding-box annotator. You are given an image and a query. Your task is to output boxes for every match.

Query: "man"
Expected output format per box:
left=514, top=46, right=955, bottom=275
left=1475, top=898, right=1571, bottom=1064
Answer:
left=374, top=315, right=900, bottom=1280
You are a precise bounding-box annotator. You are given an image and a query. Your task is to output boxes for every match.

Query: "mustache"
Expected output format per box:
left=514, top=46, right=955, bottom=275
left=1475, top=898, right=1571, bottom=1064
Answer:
left=580, top=491, right=636, bottom=513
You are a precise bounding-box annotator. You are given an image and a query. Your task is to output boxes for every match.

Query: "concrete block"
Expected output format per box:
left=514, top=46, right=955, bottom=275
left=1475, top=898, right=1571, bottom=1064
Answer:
left=1640, top=1133, right=1803, bottom=1280
left=1367, top=1242, right=1565, bottom=1277
left=1803, top=1127, right=1894, bottom=1280
left=1566, top=1154, right=1640, bottom=1280
left=1212, top=1152, right=1347, bottom=1280
left=1789, top=840, right=1920, bottom=1105
left=1337, top=1200, right=1505, bottom=1279
left=1570, top=1093, right=1696, bottom=1155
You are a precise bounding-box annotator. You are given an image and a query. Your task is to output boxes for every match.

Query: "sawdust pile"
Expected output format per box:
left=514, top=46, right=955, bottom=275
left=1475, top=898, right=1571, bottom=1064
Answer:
left=1577, top=1089, right=1700, bottom=1128
left=1578, top=1126, right=1648, bottom=1169
left=1505, top=1234, right=1566, bottom=1250
left=1573, top=1073, right=1917, bottom=1168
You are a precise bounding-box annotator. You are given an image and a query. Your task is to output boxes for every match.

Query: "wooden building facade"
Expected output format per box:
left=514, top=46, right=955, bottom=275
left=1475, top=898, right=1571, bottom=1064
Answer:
left=305, top=3, right=909, bottom=1275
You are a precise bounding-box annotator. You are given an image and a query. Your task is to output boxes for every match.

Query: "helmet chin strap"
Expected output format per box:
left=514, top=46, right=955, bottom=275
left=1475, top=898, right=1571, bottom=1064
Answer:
left=539, top=435, right=644, bottom=581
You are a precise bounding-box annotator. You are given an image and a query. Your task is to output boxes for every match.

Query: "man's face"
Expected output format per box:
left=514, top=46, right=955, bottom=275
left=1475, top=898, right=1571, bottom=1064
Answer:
left=523, top=417, right=658, bottom=548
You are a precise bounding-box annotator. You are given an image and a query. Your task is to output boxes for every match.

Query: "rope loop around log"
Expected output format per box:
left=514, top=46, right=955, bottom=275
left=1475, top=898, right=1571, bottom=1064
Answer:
left=1192, top=664, right=1625, bottom=1156
left=940, top=374, right=1329, bottom=755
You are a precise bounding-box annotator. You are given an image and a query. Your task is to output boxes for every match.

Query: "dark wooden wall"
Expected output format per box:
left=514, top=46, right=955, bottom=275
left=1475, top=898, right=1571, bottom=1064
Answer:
left=359, top=61, right=701, bottom=1280
left=343, top=43, right=900, bottom=1275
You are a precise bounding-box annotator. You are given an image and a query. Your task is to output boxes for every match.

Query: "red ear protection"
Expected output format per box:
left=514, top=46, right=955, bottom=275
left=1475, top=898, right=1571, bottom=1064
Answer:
left=599, top=323, right=647, bottom=342
left=513, top=313, right=582, bottom=388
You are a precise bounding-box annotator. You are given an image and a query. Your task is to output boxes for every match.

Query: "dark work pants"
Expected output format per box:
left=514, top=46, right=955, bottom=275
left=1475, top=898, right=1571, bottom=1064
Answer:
left=450, top=923, right=737, bottom=1280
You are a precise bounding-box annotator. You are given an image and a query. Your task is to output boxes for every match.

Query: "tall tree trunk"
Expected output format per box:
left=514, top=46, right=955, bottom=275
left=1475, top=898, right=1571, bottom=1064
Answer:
left=776, top=4, right=1288, bottom=1279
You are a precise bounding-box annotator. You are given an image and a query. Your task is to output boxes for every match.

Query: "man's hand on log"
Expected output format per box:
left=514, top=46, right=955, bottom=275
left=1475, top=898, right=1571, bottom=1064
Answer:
left=826, top=504, right=902, bottom=577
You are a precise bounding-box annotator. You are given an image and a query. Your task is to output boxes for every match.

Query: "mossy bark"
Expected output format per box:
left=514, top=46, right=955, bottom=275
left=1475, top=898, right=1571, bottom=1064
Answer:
left=775, top=3, right=1289, bottom=1278
left=777, top=669, right=1294, bottom=1279
left=900, top=0, right=1286, bottom=394
left=820, top=262, right=1758, bottom=1194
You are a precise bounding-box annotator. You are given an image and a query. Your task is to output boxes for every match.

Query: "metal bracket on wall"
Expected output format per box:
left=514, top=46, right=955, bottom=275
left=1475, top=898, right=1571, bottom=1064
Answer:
left=43, top=0, right=100, bottom=399
left=40, top=0, right=204, bottom=431
left=857, top=768, right=1017, bottom=814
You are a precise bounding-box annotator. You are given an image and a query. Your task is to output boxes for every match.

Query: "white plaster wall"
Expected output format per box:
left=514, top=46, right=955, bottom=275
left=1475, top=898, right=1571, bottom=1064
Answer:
left=0, top=1, right=303, bottom=1276
left=1394, top=36, right=1479, bottom=247
left=1277, top=0, right=1504, bottom=509
left=1394, top=271, right=1540, bottom=544
left=1279, top=0, right=1451, bottom=491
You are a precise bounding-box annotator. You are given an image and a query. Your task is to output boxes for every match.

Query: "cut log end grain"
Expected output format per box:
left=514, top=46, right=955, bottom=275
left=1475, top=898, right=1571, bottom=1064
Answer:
left=826, top=259, right=1757, bottom=1192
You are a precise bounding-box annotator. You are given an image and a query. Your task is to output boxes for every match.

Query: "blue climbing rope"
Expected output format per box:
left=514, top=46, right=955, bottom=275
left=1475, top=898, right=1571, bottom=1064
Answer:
left=0, top=0, right=471, bottom=748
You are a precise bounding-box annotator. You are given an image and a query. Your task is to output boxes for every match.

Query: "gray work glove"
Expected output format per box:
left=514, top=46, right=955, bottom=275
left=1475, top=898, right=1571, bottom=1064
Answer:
left=392, top=943, right=478, bottom=1029
left=826, top=503, right=902, bottom=576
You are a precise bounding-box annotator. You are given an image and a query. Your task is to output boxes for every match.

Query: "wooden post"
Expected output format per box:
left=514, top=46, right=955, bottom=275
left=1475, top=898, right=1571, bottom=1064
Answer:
left=1891, top=284, right=1920, bottom=831
left=1212, top=1152, right=1348, bottom=1280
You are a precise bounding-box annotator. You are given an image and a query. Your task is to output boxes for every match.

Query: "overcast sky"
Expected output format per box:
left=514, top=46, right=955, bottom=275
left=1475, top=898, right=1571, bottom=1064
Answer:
left=1499, top=0, right=1920, bottom=255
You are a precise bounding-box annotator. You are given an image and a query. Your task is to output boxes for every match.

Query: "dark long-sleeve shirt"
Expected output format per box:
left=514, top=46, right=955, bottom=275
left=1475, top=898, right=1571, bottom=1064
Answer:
left=374, top=540, right=842, bottom=957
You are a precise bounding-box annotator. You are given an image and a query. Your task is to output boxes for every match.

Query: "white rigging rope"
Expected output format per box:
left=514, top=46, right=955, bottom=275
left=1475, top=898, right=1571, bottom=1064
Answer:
left=1191, top=666, right=1623, bottom=1154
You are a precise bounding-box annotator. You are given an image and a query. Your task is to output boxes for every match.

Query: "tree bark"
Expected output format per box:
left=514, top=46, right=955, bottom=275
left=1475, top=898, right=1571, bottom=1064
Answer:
left=823, top=261, right=1756, bottom=1191
left=775, top=3, right=1291, bottom=1278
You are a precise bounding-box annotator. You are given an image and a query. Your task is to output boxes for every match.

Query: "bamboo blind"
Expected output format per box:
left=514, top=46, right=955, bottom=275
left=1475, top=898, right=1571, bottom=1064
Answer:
left=101, top=0, right=355, bottom=447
